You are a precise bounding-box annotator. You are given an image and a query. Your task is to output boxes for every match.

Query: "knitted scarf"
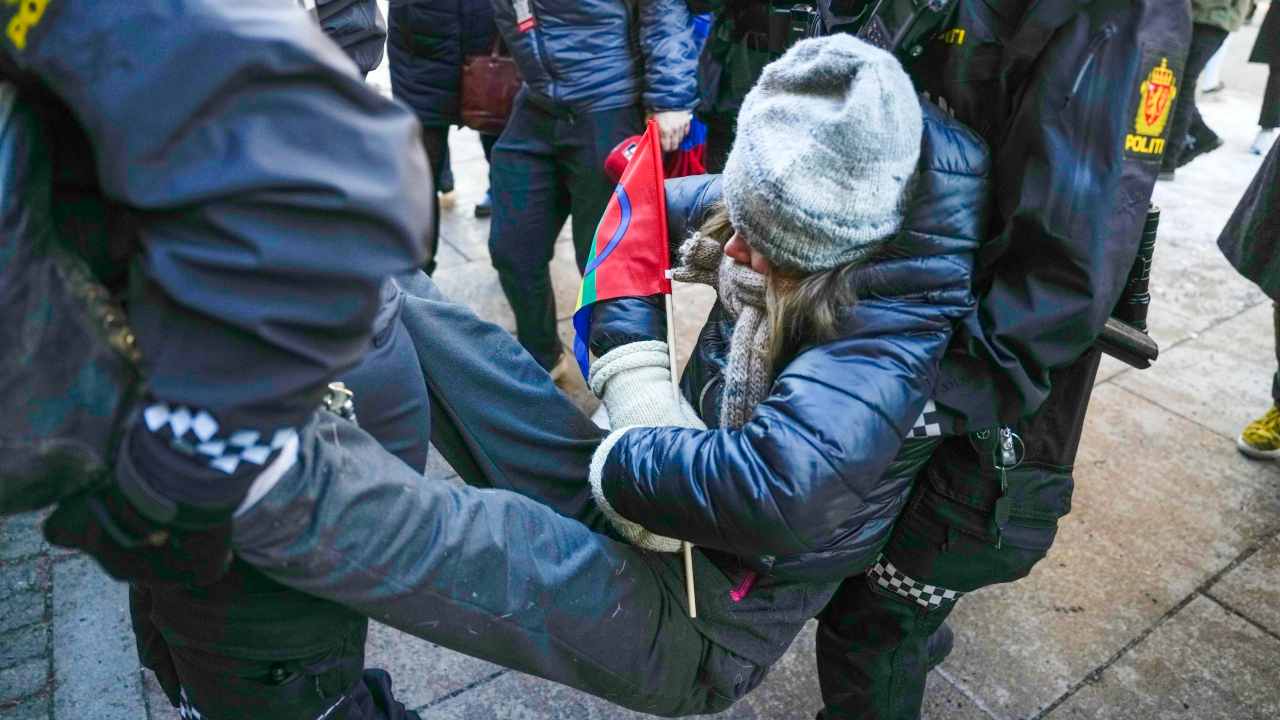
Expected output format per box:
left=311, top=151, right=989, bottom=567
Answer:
left=672, top=232, right=772, bottom=430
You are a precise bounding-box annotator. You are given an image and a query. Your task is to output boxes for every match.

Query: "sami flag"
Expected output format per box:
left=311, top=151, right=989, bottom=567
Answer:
left=572, top=119, right=671, bottom=378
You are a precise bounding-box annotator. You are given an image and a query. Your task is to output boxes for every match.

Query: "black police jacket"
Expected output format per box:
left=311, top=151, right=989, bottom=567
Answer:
left=913, top=0, right=1191, bottom=430
left=0, top=1, right=431, bottom=510
left=591, top=100, right=992, bottom=576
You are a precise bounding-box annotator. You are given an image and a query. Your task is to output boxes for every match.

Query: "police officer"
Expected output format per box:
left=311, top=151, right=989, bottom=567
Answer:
left=0, top=1, right=431, bottom=717
left=813, top=2, right=1192, bottom=719
left=654, top=1, right=1191, bottom=717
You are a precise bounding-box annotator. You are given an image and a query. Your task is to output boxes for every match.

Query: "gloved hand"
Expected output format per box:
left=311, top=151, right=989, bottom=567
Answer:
left=44, top=484, right=233, bottom=585
left=587, top=341, right=703, bottom=552
left=588, top=341, right=705, bottom=430
left=589, top=428, right=684, bottom=552
left=651, top=110, right=693, bottom=153
left=43, top=421, right=240, bottom=586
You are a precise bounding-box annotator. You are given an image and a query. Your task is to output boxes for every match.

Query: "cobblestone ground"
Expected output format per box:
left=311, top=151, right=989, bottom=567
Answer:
left=4, top=13, right=1280, bottom=720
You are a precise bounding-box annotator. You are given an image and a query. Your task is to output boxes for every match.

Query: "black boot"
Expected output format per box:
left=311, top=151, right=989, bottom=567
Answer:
left=814, top=623, right=955, bottom=720
left=474, top=189, right=493, bottom=218
left=1176, top=131, right=1223, bottom=169
left=926, top=622, right=954, bottom=670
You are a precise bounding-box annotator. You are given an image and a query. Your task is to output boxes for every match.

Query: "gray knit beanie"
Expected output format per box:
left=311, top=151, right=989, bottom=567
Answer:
left=722, top=34, right=923, bottom=274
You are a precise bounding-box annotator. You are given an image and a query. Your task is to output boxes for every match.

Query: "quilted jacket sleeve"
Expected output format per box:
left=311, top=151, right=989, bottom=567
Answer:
left=636, top=0, right=699, bottom=110
left=600, top=316, right=945, bottom=558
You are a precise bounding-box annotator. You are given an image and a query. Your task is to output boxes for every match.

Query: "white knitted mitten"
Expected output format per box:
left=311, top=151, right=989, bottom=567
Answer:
left=588, top=341, right=705, bottom=430
left=588, top=428, right=682, bottom=553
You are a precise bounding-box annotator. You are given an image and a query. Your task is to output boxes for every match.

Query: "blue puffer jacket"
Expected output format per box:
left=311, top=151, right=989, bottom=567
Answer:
left=317, top=0, right=387, bottom=75
left=593, top=100, right=991, bottom=580
left=492, top=0, right=699, bottom=113
left=388, top=0, right=496, bottom=127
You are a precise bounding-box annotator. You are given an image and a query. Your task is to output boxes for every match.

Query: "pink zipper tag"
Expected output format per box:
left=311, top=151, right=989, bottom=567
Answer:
left=729, top=570, right=759, bottom=603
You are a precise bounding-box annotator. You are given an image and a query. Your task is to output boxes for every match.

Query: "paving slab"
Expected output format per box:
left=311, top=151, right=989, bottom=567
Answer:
left=429, top=246, right=586, bottom=332
left=365, top=622, right=504, bottom=710
left=0, top=591, right=43, bottom=636
left=1114, top=301, right=1275, bottom=441
left=0, top=694, right=47, bottom=720
left=1047, top=595, right=1280, bottom=720
left=435, top=210, right=496, bottom=265
left=0, top=659, right=46, bottom=705
left=1205, top=533, right=1280, bottom=637
left=434, top=237, right=472, bottom=272
left=142, top=670, right=181, bottom=720
left=940, top=382, right=1280, bottom=719
left=447, top=127, right=489, bottom=166
left=0, top=558, right=44, bottom=604
left=0, top=513, right=48, bottom=562
left=0, top=624, right=47, bottom=671
left=52, top=556, right=145, bottom=720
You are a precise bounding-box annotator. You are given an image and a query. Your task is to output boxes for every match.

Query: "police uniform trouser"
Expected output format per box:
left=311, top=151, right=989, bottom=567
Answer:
left=132, top=282, right=431, bottom=720
left=815, top=350, right=1101, bottom=720
left=231, top=273, right=840, bottom=717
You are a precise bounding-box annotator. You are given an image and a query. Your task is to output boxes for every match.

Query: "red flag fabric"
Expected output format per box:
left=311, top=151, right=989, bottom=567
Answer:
left=573, top=119, right=671, bottom=376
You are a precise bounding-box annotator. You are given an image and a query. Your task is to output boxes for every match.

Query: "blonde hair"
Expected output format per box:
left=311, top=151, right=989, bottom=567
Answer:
left=698, top=204, right=861, bottom=369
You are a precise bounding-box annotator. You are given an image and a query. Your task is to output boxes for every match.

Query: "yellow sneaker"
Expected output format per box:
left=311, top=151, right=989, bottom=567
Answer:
left=1237, top=405, right=1280, bottom=460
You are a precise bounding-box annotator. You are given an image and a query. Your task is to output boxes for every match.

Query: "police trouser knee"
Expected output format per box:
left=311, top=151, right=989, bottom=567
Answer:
left=130, top=287, right=431, bottom=720
left=131, top=566, right=407, bottom=720
left=816, top=349, right=1101, bottom=720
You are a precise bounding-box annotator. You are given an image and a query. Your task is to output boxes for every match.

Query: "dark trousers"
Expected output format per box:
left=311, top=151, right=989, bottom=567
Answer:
left=1270, top=304, right=1280, bottom=405
left=488, top=93, right=643, bottom=369
left=1164, top=24, right=1229, bottom=168
left=1261, top=67, right=1280, bottom=130
left=420, top=127, right=499, bottom=275
left=132, top=283, right=431, bottom=720
left=816, top=351, right=1100, bottom=720
left=704, top=115, right=734, bottom=175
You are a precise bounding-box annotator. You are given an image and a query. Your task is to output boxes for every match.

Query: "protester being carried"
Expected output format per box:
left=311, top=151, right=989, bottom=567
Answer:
left=232, top=35, right=990, bottom=716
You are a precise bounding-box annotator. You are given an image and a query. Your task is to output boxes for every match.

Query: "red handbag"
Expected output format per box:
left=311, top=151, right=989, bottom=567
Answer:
left=460, top=39, right=522, bottom=136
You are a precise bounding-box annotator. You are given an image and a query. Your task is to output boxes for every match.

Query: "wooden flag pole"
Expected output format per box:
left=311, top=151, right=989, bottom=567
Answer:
left=664, top=277, right=697, bottom=619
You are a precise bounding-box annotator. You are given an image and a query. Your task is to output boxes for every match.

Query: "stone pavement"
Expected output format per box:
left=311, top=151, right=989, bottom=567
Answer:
left=4, top=15, right=1280, bottom=720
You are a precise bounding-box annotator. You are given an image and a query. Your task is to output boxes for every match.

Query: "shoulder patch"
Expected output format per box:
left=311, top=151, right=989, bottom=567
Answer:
left=1124, top=57, right=1177, bottom=160
left=4, top=0, right=50, bottom=53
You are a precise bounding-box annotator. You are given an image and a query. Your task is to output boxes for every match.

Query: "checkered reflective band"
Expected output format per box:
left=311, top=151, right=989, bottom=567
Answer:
left=177, top=686, right=345, bottom=720
left=143, top=402, right=298, bottom=476
left=868, top=558, right=963, bottom=610
left=907, top=400, right=943, bottom=439
left=177, top=687, right=202, bottom=720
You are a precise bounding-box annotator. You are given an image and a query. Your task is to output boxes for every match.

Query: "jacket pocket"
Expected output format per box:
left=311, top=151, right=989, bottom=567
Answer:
left=918, top=437, right=1072, bottom=553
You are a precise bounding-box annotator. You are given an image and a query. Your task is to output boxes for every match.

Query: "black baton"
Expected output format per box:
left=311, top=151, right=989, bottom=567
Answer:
left=1097, top=206, right=1160, bottom=369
